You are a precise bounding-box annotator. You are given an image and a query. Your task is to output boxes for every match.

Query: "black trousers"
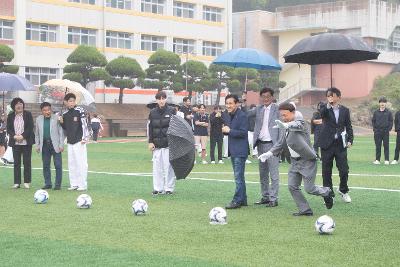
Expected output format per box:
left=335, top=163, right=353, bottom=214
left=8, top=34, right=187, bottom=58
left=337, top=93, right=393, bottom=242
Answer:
left=374, top=130, right=389, bottom=161
left=321, top=139, right=349, bottom=194
left=210, top=136, right=223, bottom=162
left=394, top=132, right=400, bottom=161
left=12, top=145, right=32, bottom=184
left=313, top=130, right=321, bottom=157
left=92, top=129, right=99, bottom=141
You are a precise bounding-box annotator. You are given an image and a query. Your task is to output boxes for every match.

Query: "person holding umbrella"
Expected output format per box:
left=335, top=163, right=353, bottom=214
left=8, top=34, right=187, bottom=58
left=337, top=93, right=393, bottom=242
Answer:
left=148, top=91, right=176, bottom=195
left=7, top=98, right=35, bottom=189
left=222, top=94, right=249, bottom=209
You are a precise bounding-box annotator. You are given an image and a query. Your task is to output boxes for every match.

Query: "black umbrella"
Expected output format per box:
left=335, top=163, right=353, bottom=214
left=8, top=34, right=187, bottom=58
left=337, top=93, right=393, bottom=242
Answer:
left=284, top=33, right=380, bottom=86
left=167, top=115, right=195, bottom=179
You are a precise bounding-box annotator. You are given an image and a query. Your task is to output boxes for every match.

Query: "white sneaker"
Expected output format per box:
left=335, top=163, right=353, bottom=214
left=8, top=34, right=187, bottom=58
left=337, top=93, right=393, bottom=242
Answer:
left=372, top=160, right=380, bottom=165
left=218, top=160, right=224, bottom=164
left=202, top=160, right=208, bottom=164
left=384, top=161, right=390, bottom=165
left=77, top=187, right=87, bottom=191
left=391, top=160, right=398, bottom=165
left=68, top=186, right=78, bottom=191
left=245, top=159, right=252, bottom=164
left=12, top=184, right=20, bottom=189
left=23, top=183, right=30, bottom=189
left=338, top=190, right=351, bottom=203
left=210, top=161, right=215, bottom=164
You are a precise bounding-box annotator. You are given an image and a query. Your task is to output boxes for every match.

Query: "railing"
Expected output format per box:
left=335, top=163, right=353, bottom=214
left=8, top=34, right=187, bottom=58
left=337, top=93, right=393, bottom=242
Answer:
left=278, top=77, right=329, bottom=103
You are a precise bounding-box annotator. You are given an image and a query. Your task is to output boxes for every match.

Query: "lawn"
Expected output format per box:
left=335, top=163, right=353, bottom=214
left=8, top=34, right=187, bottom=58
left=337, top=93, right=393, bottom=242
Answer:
left=0, top=136, right=399, bottom=266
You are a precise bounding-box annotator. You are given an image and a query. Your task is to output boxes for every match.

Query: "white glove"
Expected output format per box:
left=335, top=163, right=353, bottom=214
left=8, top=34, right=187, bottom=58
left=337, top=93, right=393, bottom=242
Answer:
left=258, top=151, right=273, bottom=162
left=274, top=120, right=289, bottom=129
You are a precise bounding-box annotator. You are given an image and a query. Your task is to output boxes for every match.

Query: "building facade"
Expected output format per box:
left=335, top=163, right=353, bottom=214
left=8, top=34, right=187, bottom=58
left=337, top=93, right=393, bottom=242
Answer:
left=233, top=0, right=400, bottom=105
left=0, top=0, right=232, bottom=104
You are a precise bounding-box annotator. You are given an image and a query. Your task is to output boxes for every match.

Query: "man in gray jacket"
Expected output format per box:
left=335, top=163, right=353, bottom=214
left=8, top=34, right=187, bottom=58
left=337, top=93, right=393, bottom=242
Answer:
left=35, top=102, right=65, bottom=190
left=259, top=102, right=334, bottom=216
left=249, top=87, right=281, bottom=207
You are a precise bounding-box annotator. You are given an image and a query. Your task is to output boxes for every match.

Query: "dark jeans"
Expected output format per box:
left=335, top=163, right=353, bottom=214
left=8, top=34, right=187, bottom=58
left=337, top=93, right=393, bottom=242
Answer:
left=12, top=145, right=32, bottom=184
left=210, top=136, right=223, bottom=161
left=231, top=157, right=247, bottom=204
left=374, top=130, right=389, bottom=161
left=92, top=129, right=99, bottom=141
left=42, top=140, right=62, bottom=187
left=394, top=132, right=400, bottom=161
left=313, top=130, right=321, bottom=157
left=321, top=139, right=349, bottom=194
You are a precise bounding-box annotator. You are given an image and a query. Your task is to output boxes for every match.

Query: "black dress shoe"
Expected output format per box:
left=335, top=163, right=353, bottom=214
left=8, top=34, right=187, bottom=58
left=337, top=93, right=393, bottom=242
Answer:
left=53, top=186, right=61, bottom=190
left=323, top=190, right=334, bottom=209
left=42, top=185, right=52, bottom=189
left=165, top=191, right=173, bottom=195
left=266, top=201, right=278, bottom=207
left=254, top=198, right=270, bottom=205
left=225, top=202, right=241, bottom=209
left=292, top=210, right=313, bottom=216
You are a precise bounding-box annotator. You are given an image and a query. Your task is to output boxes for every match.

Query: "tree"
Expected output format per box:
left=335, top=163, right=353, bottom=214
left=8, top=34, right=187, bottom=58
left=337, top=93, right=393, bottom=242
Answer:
left=246, top=81, right=260, bottom=92
left=0, top=44, right=18, bottom=74
left=233, top=68, right=259, bottom=93
left=371, top=73, right=400, bottom=108
left=209, top=64, right=235, bottom=105
left=256, top=70, right=286, bottom=99
left=144, top=49, right=182, bottom=92
left=63, top=45, right=110, bottom=87
left=106, top=56, right=145, bottom=104
left=181, top=60, right=208, bottom=98
left=227, top=79, right=241, bottom=94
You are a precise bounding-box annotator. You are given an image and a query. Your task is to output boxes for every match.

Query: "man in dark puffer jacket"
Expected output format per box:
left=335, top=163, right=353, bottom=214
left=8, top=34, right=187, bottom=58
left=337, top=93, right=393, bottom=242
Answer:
left=148, top=91, right=176, bottom=195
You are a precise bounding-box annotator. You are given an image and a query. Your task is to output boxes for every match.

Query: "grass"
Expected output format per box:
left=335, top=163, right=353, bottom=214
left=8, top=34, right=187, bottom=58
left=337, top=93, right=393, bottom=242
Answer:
left=0, top=136, right=399, bottom=266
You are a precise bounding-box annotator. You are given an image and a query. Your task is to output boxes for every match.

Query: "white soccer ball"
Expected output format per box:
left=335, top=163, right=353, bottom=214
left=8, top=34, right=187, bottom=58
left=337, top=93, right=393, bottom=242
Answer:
left=34, top=189, right=49, bottom=204
left=315, top=215, right=336, bottom=234
left=76, top=194, right=92, bottom=209
left=209, top=207, right=227, bottom=225
left=131, top=199, right=148, bottom=215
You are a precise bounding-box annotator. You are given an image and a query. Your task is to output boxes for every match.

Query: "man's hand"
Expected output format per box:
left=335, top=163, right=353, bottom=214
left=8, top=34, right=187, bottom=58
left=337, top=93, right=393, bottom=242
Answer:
left=59, top=147, right=64, bottom=153
left=347, top=142, right=352, bottom=148
left=258, top=151, right=273, bottom=162
left=14, top=135, right=23, bottom=141
left=58, top=116, right=63, bottom=124
left=148, top=143, right=155, bottom=151
left=274, top=120, right=289, bottom=129
left=35, top=147, right=40, bottom=153
left=81, top=140, right=87, bottom=144
left=222, top=126, right=230, bottom=134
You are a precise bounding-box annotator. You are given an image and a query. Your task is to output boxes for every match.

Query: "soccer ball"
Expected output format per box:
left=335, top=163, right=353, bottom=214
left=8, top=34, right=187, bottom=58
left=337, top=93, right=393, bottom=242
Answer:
left=315, top=215, right=336, bottom=234
left=34, top=189, right=49, bottom=204
left=76, top=194, right=92, bottom=209
left=131, top=199, right=148, bottom=215
left=209, top=207, right=227, bottom=225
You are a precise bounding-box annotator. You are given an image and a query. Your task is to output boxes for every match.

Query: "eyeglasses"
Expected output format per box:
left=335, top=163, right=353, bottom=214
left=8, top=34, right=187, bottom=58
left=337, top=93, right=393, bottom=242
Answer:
left=261, top=95, right=273, bottom=99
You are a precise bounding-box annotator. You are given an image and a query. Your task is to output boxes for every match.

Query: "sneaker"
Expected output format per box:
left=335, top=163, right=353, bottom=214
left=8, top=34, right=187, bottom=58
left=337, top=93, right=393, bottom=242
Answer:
left=323, top=190, right=334, bottom=209
left=210, top=161, right=216, bottom=164
left=384, top=161, right=390, bottom=165
left=391, top=160, right=398, bottom=165
left=202, top=160, right=208, bottom=164
left=218, top=160, right=224, bottom=164
left=12, top=184, right=20, bottom=189
left=152, top=190, right=160, bottom=195
left=77, top=187, right=87, bottom=191
left=67, top=186, right=78, bottom=191
left=53, top=186, right=61, bottom=190
left=194, top=160, right=197, bottom=164
left=372, top=160, right=380, bottom=165
left=23, top=183, right=30, bottom=189
left=245, top=159, right=252, bottom=164
left=165, top=191, right=173, bottom=195
left=42, top=185, right=52, bottom=189
left=338, top=190, right=351, bottom=203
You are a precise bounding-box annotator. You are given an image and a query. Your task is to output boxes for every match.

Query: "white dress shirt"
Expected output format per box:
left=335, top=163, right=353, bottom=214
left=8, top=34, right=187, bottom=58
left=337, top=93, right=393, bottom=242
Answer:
left=259, top=105, right=272, bottom=141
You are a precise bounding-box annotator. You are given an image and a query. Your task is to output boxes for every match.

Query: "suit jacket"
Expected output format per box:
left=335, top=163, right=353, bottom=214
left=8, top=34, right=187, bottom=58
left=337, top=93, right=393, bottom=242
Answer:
left=318, top=103, right=353, bottom=150
left=7, top=110, right=35, bottom=147
left=270, top=119, right=317, bottom=161
left=35, top=114, right=65, bottom=153
left=250, top=103, right=281, bottom=148
left=223, top=108, right=249, bottom=158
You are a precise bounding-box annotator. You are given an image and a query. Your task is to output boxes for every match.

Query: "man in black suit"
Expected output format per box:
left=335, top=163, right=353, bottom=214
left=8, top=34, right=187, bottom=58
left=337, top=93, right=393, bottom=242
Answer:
left=319, top=87, right=353, bottom=203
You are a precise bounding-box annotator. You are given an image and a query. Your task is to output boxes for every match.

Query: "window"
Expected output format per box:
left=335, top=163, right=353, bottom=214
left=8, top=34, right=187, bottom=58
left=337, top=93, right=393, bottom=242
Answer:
left=173, top=38, right=195, bottom=54
left=25, top=67, right=57, bottom=86
left=106, top=31, right=133, bottom=49
left=141, top=0, right=164, bottom=14
left=173, top=1, right=194, bottom=19
left=141, top=34, right=165, bottom=51
left=391, top=27, right=400, bottom=52
left=202, top=41, right=222, bottom=56
left=106, top=0, right=132, bottom=9
left=374, top=38, right=387, bottom=51
left=69, top=0, right=96, bottom=4
left=0, top=20, right=13, bottom=40
left=26, top=23, right=57, bottom=42
left=68, top=27, right=96, bottom=46
left=203, top=6, right=222, bottom=22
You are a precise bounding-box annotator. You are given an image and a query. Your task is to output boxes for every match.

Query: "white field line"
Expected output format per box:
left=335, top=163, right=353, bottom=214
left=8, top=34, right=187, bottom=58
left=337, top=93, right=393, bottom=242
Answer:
left=1, top=166, right=399, bottom=192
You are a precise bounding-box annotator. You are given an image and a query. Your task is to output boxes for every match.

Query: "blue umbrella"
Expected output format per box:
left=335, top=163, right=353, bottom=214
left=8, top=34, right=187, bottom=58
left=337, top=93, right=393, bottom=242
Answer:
left=0, top=72, right=36, bottom=112
left=212, top=48, right=282, bottom=71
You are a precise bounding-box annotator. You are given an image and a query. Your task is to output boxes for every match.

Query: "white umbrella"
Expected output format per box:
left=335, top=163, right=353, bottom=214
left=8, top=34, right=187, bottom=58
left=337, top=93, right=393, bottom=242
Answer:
left=42, top=79, right=95, bottom=106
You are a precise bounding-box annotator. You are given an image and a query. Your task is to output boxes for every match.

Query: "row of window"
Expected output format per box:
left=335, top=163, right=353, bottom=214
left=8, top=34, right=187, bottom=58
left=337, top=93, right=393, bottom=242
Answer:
left=2, top=21, right=223, bottom=56
left=68, top=0, right=223, bottom=22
